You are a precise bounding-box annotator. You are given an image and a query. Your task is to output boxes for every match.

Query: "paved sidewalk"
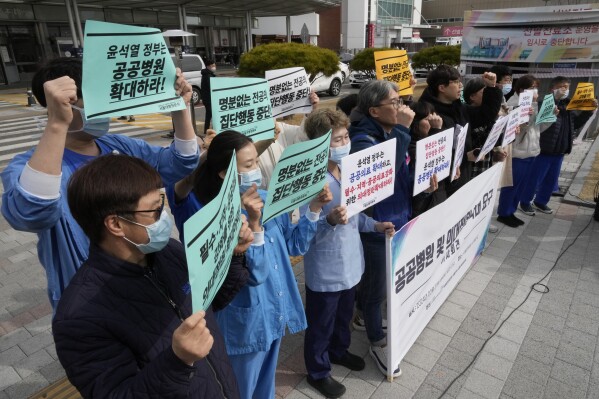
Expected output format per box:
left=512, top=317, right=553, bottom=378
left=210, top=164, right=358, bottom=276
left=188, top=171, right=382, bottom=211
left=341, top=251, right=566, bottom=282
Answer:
left=0, top=133, right=598, bottom=398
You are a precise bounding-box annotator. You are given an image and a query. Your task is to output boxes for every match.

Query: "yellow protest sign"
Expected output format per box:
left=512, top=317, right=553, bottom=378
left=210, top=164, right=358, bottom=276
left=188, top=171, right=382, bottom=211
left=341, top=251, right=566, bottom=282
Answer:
left=374, top=49, right=413, bottom=96
left=566, top=82, right=597, bottom=111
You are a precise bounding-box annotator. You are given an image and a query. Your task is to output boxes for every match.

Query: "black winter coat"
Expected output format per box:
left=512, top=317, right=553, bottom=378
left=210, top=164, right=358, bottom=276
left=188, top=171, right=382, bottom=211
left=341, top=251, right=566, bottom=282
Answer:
left=539, top=98, right=593, bottom=156
left=200, top=68, right=216, bottom=105
left=53, top=239, right=240, bottom=399
left=419, top=86, right=502, bottom=195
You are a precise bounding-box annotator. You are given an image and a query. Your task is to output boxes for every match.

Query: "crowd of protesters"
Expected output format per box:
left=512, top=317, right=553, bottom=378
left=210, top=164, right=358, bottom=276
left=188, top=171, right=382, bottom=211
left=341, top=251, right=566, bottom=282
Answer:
left=0, top=55, right=592, bottom=399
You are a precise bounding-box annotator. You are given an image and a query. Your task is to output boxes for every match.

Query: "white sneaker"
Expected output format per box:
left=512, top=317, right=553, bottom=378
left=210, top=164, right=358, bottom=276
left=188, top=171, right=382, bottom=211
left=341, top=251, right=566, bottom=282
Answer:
left=369, top=345, right=401, bottom=378
left=352, top=315, right=387, bottom=331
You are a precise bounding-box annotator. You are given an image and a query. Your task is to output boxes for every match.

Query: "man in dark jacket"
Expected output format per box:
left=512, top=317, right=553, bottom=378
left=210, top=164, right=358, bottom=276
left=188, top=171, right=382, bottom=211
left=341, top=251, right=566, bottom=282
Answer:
left=348, top=80, right=415, bottom=378
left=53, top=154, right=243, bottom=398
left=201, top=59, right=216, bottom=134
left=519, top=76, right=595, bottom=215
left=419, top=65, right=503, bottom=195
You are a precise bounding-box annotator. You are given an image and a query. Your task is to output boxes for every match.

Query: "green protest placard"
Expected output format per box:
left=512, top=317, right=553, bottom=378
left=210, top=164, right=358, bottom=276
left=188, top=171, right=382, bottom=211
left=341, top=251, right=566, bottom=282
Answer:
left=536, top=93, right=557, bottom=125
left=184, top=153, right=241, bottom=312
left=262, top=131, right=331, bottom=224
left=82, top=20, right=185, bottom=120
left=211, top=77, right=275, bottom=142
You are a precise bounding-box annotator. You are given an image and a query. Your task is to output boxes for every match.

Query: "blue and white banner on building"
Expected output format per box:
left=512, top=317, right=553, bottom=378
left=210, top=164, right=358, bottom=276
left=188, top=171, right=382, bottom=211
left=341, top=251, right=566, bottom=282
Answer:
left=385, top=163, right=503, bottom=380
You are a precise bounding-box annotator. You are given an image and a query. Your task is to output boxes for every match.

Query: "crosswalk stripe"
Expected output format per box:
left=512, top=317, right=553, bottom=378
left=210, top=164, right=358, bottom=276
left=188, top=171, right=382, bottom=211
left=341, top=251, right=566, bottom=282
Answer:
left=0, top=117, right=166, bottom=167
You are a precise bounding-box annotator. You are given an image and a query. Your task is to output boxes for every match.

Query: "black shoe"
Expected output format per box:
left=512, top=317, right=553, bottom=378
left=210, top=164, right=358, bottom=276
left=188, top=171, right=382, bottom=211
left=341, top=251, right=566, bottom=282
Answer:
left=497, top=215, right=519, bottom=228
left=307, top=376, right=346, bottom=398
left=511, top=214, right=525, bottom=226
left=117, top=116, right=127, bottom=120
left=330, top=351, right=366, bottom=371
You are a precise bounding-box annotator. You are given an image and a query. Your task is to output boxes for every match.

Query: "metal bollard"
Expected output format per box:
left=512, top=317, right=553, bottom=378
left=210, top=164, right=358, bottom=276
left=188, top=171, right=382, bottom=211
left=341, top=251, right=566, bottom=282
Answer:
left=27, top=90, right=37, bottom=107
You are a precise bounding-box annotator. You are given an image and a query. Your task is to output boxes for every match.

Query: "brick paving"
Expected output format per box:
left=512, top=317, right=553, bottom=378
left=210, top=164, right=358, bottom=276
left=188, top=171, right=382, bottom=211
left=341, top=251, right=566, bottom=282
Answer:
left=0, top=104, right=598, bottom=398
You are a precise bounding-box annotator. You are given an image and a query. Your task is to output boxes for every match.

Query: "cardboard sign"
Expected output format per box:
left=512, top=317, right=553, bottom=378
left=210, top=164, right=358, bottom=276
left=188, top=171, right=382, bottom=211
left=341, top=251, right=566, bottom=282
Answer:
left=566, top=82, right=597, bottom=111
left=82, top=20, right=185, bottom=120
left=184, top=154, right=242, bottom=312
left=340, top=140, right=396, bottom=219
left=386, top=164, right=502, bottom=379
left=502, top=108, right=520, bottom=147
left=211, top=77, right=275, bottom=142
left=518, top=90, right=534, bottom=124
left=262, top=131, right=331, bottom=224
left=374, top=49, right=413, bottom=96
left=451, top=124, right=468, bottom=181
left=536, top=93, right=558, bottom=125
left=413, top=128, right=453, bottom=196
left=476, top=115, right=508, bottom=162
left=266, top=67, right=312, bottom=118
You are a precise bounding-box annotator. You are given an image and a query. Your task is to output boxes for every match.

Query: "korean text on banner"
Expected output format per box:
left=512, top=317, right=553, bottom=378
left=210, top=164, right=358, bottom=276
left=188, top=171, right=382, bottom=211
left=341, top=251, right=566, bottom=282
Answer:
left=266, top=67, right=312, bottom=118
left=502, top=108, right=520, bottom=147
left=82, top=20, right=185, bottom=120
left=536, top=93, right=557, bottom=125
left=413, top=128, right=453, bottom=196
left=386, top=163, right=503, bottom=378
left=566, top=83, right=597, bottom=111
left=451, top=124, right=468, bottom=181
left=518, top=90, right=534, bottom=124
left=211, top=77, right=275, bottom=142
left=374, top=49, right=413, bottom=96
left=340, top=140, right=396, bottom=219
left=184, top=154, right=242, bottom=312
left=475, top=115, right=508, bottom=162
left=262, top=131, right=331, bottom=224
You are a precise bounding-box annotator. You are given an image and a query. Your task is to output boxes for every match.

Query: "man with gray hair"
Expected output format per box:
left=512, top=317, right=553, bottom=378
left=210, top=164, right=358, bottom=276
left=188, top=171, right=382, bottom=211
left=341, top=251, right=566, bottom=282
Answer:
left=349, top=80, right=415, bottom=378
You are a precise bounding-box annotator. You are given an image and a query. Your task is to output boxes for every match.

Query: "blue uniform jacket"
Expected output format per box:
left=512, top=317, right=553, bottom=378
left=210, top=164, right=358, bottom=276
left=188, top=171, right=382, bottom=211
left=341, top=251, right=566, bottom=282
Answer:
left=348, top=116, right=412, bottom=234
left=167, top=189, right=315, bottom=355
left=1, top=134, right=199, bottom=310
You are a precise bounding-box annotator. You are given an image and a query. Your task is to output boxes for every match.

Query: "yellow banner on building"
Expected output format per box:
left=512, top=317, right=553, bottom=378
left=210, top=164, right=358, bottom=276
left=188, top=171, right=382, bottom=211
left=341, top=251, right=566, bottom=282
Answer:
left=566, top=82, right=597, bottom=111
left=374, top=49, right=413, bottom=96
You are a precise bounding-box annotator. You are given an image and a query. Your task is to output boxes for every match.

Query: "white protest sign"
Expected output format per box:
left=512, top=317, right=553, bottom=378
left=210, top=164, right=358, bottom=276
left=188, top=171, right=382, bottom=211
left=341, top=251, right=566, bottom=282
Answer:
left=413, top=128, right=453, bottom=196
left=265, top=67, right=312, bottom=118
left=340, top=140, right=396, bottom=219
left=475, top=115, right=508, bottom=163
left=502, top=108, right=520, bottom=147
left=451, top=124, right=468, bottom=181
left=386, top=164, right=503, bottom=379
left=518, top=90, right=534, bottom=124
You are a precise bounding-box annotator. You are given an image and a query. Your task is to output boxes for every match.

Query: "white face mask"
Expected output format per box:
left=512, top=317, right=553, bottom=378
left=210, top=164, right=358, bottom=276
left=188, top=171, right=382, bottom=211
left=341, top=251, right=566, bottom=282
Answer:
left=329, top=142, right=351, bottom=164
left=553, top=88, right=569, bottom=99
left=238, top=168, right=262, bottom=193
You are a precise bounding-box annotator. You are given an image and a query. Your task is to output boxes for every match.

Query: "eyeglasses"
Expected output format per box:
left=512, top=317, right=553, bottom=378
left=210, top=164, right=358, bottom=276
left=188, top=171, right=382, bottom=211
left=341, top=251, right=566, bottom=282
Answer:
left=115, top=193, right=165, bottom=221
left=374, top=98, right=403, bottom=109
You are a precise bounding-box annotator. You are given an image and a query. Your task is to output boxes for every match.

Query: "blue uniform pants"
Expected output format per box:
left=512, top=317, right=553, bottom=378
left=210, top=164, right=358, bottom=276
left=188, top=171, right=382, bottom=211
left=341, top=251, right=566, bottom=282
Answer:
left=304, top=285, right=355, bottom=379
left=228, top=338, right=281, bottom=399
left=497, top=157, right=536, bottom=217
left=520, top=154, right=563, bottom=207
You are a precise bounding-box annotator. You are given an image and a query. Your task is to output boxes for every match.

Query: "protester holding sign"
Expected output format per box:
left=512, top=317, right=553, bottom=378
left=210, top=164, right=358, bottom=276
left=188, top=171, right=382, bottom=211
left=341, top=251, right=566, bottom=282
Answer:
left=497, top=75, right=545, bottom=227
left=1, top=57, right=199, bottom=311
left=299, top=109, right=394, bottom=398
left=520, top=76, right=595, bottom=216
left=53, top=155, right=239, bottom=398
left=168, top=131, right=332, bottom=399
left=408, top=101, right=446, bottom=217
left=348, top=80, right=414, bottom=378
left=420, top=66, right=503, bottom=195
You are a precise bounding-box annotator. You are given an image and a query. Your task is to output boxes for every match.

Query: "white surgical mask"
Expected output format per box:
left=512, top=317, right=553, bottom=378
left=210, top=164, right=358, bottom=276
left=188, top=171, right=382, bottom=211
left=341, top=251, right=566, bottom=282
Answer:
left=553, top=88, right=569, bottom=99
left=501, top=84, right=512, bottom=96
left=69, top=106, right=111, bottom=137
left=238, top=168, right=262, bottom=193
left=329, top=142, right=351, bottom=164
left=119, top=210, right=173, bottom=254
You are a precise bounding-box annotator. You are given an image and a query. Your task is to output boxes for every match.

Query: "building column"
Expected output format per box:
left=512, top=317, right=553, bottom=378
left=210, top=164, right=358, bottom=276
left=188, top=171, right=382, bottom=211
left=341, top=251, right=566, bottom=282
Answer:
left=72, top=0, right=84, bottom=47
left=286, top=16, right=291, bottom=42
left=64, top=0, right=79, bottom=48
left=245, top=11, right=253, bottom=52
